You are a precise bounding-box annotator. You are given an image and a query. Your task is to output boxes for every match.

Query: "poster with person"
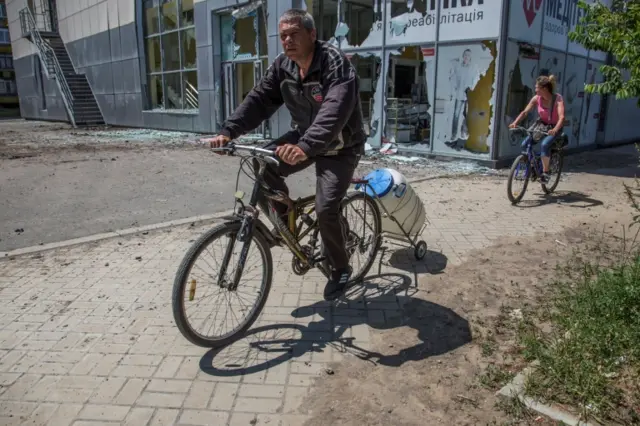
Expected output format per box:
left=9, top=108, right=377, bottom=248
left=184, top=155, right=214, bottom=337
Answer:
left=431, top=43, right=496, bottom=157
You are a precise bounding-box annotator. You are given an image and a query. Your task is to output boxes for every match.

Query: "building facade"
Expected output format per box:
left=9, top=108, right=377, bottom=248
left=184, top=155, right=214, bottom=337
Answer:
left=0, top=0, right=19, bottom=116
left=5, top=0, right=640, bottom=163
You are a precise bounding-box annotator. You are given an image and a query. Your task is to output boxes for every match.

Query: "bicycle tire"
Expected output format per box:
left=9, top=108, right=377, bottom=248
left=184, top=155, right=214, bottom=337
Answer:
left=507, top=154, right=530, bottom=205
left=542, top=151, right=563, bottom=194
left=172, top=221, right=273, bottom=348
left=341, top=191, right=383, bottom=283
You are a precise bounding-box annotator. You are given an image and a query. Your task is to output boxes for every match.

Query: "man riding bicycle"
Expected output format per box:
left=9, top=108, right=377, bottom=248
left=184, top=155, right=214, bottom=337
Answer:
left=204, top=9, right=366, bottom=301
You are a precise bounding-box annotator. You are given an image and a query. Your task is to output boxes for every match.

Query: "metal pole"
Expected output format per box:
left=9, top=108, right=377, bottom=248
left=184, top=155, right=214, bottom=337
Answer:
left=429, top=0, right=442, bottom=153
left=378, top=0, right=388, bottom=148
left=491, top=0, right=512, bottom=161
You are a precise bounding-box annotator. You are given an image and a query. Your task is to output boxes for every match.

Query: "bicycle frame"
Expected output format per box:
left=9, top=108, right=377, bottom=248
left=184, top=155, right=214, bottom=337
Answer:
left=523, top=140, right=545, bottom=181
left=222, top=149, right=331, bottom=282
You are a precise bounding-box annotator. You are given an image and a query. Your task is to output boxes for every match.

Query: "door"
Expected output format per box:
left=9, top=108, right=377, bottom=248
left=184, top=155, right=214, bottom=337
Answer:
left=222, top=59, right=269, bottom=138
left=218, top=5, right=270, bottom=139
left=253, top=59, right=267, bottom=137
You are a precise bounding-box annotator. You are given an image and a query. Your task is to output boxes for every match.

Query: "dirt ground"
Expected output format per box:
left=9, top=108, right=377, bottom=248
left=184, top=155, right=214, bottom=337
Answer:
left=300, top=226, right=622, bottom=426
left=296, top=151, right=639, bottom=425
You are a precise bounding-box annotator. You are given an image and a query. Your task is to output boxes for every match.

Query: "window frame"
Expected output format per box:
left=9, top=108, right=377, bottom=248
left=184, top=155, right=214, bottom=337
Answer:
left=0, top=28, right=10, bottom=44
left=142, top=0, right=198, bottom=111
left=0, top=54, right=14, bottom=69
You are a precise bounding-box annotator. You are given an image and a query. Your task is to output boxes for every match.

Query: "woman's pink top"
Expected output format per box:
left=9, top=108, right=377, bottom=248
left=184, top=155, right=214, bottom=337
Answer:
left=536, top=94, right=562, bottom=125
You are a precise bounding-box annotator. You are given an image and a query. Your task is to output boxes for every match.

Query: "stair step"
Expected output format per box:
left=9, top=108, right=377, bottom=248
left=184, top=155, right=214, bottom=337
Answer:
left=74, top=113, right=102, bottom=116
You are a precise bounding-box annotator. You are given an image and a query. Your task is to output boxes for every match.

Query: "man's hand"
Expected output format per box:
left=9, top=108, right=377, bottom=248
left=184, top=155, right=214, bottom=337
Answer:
left=201, top=135, right=231, bottom=153
left=276, top=144, right=307, bottom=165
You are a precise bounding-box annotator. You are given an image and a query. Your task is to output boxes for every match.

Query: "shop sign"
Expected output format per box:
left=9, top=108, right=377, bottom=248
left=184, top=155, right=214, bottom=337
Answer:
left=351, top=0, right=501, bottom=48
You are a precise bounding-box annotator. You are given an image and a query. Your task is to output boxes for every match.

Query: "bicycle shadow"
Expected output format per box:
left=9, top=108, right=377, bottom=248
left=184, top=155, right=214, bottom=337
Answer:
left=516, top=190, right=604, bottom=209
left=380, top=244, right=448, bottom=276
left=199, top=273, right=471, bottom=377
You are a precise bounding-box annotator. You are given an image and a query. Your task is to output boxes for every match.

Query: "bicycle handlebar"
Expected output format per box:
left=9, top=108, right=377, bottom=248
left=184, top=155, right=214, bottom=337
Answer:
left=211, top=143, right=280, bottom=167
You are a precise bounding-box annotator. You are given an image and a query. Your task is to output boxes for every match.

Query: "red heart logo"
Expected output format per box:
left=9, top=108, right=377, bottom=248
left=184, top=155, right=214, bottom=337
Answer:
left=523, top=0, right=543, bottom=27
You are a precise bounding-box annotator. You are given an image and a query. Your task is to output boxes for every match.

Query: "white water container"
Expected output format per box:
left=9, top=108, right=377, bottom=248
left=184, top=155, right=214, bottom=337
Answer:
left=357, top=168, right=426, bottom=238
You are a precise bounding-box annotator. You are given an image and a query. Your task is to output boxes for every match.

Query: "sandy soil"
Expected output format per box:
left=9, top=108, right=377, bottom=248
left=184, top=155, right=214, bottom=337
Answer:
left=299, top=223, right=635, bottom=426
left=295, top=146, right=639, bottom=425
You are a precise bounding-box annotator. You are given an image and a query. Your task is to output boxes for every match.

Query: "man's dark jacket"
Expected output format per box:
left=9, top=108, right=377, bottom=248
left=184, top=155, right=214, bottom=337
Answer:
left=220, top=40, right=367, bottom=157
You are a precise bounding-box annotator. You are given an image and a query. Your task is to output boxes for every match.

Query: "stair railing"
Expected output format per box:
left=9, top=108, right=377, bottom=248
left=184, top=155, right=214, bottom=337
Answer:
left=184, top=81, right=199, bottom=109
left=19, top=7, right=76, bottom=127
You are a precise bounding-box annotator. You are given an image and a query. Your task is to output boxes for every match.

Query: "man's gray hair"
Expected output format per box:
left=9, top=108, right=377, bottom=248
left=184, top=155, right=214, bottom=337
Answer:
left=279, top=8, right=315, bottom=30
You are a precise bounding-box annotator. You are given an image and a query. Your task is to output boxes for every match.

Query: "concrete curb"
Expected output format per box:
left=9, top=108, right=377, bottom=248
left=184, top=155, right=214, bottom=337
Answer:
left=0, top=210, right=234, bottom=260
left=497, top=365, right=597, bottom=426
left=0, top=172, right=498, bottom=260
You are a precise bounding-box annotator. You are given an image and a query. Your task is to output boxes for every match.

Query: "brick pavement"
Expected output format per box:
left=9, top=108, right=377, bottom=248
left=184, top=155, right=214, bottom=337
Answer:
left=0, top=169, right=633, bottom=426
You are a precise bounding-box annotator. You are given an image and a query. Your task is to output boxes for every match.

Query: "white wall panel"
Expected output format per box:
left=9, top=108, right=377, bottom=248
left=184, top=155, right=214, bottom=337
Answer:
left=117, top=0, right=133, bottom=26
left=107, top=0, right=118, bottom=29
left=98, top=1, right=108, bottom=33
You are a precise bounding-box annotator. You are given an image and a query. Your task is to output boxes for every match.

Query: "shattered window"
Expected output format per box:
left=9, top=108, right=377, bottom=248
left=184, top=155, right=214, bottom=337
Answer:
left=385, top=46, right=434, bottom=145
left=351, top=54, right=381, bottom=126
left=390, top=0, right=427, bottom=17
left=220, top=5, right=268, bottom=61
left=342, top=0, right=383, bottom=47
left=309, top=0, right=339, bottom=42
left=235, top=15, right=258, bottom=58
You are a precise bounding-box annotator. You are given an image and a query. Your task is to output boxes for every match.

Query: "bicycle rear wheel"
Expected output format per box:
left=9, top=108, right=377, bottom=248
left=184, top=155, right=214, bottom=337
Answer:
left=542, top=150, right=563, bottom=194
left=339, top=191, right=382, bottom=283
left=172, top=221, right=273, bottom=348
left=507, top=154, right=530, bottom=205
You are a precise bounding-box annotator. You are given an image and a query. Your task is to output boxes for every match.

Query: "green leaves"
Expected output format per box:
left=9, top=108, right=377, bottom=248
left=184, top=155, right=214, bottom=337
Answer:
left=568, top=0, right=640, bottom=104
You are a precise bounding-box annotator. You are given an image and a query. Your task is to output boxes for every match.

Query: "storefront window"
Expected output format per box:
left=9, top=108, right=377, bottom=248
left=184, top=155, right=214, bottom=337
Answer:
left=499, top=41, right=539, bottom=158
left=351, top=54, right=380, bottom=125
left=309, top=0, right=339, bottom=42
left=431, top=41, right=497, bottom=157
left=341, top=0, right=383, bottom=48
left=384, top=46, right=434, bottom=146
left=563, top=55, right=587, bottom=149
left=580, top=61, right=604, bottom=147
left=220, top=6, right=267, bottom=61
left=390, top=0, right=427, bottom=16
left=386, top=0, right=436, bottom=49
left=143, top=0, right=198, bottom=110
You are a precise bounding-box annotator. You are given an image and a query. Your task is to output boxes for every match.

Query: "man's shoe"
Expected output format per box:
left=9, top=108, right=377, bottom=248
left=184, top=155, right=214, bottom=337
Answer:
left=323, top=267, right=352, bottom=301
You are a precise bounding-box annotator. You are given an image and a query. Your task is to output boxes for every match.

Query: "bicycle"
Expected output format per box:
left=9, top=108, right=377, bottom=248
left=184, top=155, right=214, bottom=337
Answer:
left=506, top=126, right=568, bottom=205
left=171, top=143, right=383, bottom=348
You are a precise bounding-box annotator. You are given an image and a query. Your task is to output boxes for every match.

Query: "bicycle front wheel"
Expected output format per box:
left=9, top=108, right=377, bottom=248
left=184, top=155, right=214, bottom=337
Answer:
left=172, top=221, right=273, bottom=348
left=507, top=154, right=530, bottom=205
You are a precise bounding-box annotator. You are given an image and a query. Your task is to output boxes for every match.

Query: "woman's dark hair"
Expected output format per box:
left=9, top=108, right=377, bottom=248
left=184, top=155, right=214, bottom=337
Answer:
left=536, top=74, right=557, bottom=93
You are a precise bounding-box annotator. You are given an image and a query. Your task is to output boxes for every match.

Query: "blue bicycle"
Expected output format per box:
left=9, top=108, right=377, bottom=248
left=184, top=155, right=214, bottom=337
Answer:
left=506, top=126, right=568, bottom=205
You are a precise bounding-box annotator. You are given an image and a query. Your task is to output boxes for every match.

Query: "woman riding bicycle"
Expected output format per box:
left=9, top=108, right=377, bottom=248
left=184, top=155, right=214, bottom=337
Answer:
left=509, top=75, right=565, bottom=183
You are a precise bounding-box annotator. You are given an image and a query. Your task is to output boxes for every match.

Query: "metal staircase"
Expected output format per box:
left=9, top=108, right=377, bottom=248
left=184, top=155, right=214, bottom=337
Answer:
left=19, top=5, right=104, bottom=127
